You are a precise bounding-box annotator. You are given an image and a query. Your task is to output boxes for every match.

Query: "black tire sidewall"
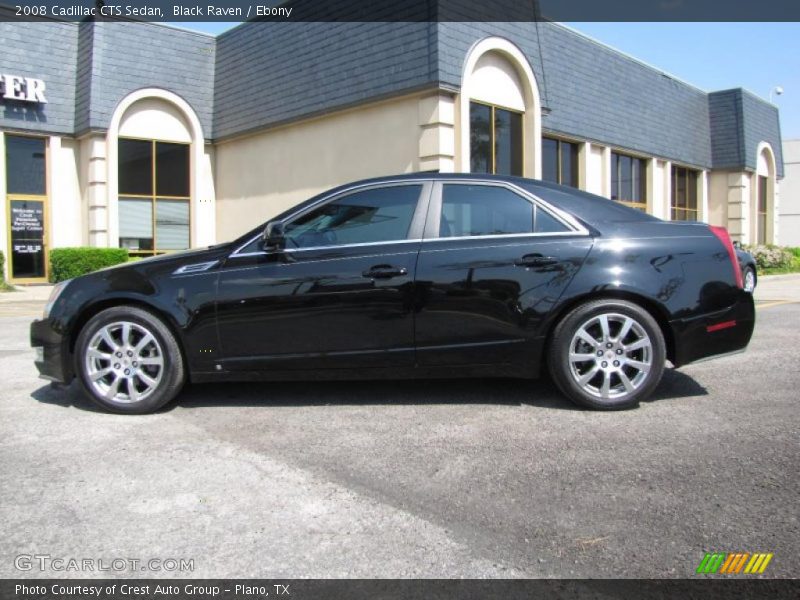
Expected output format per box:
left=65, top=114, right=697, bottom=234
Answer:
left=548, top=300, right=666, bottom=410
left=75, top=306, right=185, bottom=414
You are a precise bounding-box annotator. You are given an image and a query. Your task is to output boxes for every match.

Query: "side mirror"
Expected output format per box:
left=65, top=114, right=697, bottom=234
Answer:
left=262, top=221, right=286, bottom=251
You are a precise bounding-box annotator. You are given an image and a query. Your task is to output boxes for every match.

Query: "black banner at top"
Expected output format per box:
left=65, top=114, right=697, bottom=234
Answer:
left=1, top=0, right=800, bottom=22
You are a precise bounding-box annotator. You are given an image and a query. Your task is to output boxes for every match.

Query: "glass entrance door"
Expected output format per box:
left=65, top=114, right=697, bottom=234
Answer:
left=9, top=198, right=46, bottom=280
left=5, top=135, right=48, bottom=283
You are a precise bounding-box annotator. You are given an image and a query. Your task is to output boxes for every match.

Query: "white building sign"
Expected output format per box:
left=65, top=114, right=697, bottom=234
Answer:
left=0, top=73, right=47, bottom=103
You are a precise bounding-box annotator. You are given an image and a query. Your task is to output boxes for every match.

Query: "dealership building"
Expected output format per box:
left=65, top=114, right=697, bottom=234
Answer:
left=0, top=17, right=784, bottom=283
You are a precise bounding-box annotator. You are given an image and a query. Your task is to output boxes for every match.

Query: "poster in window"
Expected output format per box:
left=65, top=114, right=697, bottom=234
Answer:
left=10, top=200, right=45, bottom=279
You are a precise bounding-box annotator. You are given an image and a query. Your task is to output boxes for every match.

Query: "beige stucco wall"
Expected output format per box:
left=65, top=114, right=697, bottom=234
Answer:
left=48, top=136, right=83, bottom=248
left=780, top=139, right=800, bottom=246
left=214, top=94, right=423, bottom=243
left=707, top=171, right=729, bottom=228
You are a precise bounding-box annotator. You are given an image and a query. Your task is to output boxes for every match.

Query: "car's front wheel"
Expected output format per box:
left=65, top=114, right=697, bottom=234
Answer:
left=548, top=299, right=666, bottom=410
left=75, top=306, right=185, bottom=414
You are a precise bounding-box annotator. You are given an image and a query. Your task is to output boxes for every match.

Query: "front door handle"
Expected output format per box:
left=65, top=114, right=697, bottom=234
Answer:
left=362, top=264, right=409, bottom=279
left=514, top=254, right=559, bottom=268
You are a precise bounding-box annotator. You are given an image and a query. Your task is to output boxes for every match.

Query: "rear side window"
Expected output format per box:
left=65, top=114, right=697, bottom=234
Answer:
left=439, top=184, right=570, bottom=238
left=285, top=185, right=422, bottom=248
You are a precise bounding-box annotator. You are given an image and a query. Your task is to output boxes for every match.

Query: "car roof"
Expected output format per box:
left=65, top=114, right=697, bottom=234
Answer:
left=344, top=173, right=661, bottom=227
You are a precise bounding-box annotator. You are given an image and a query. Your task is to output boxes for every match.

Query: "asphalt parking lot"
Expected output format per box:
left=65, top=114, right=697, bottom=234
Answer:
left=0, top=278, right=798, bottom=579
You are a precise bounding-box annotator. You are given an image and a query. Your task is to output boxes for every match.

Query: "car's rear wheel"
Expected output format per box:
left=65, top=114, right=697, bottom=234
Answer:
left=743, top=267, right=756, bottom=293
left=75, top=306, right=185, bottom=414
left=548, top=299, right=666, bottom=410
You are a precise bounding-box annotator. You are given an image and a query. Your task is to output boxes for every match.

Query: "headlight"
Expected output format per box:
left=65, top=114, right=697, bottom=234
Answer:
left=43, top=280, right=70, bottom=319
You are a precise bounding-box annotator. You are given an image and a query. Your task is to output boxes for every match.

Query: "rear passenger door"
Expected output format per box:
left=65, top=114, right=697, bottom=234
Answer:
left=414, top=181, right=593, bottom=367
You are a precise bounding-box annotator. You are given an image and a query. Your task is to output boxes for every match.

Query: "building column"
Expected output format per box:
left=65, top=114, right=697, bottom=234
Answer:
left=648, top=159, right=671, bottom=220
left=82, top=134, right=108, bottom=247
left=699, top=170, right=709, bottom=224
left=726, top=171, right=750, bottom=244
left=601, top=146, right=612, bottom=198
left=194, top=142, right=217, bottom=247
left=418, top=93, right=455, bottom=173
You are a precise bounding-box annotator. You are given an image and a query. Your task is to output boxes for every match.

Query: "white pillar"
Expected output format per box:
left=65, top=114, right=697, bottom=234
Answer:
left=83, top=134, right=108, bottom=247
left=699, top=170, right=709, bottom=224
left=601, top=146, right=612, bottom=198
left=194, top=142, right=217, bottom=247
left=418, top=94, right=456, bottom=173
left=727, top=171, right=750, bottom=244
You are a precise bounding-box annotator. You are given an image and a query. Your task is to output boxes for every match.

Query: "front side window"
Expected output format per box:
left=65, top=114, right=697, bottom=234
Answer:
left=671, top=166, right=699, bottom=221
left=284, top=185, right=422, bottom=249
left=542, top=137, right=579, bottom=188
left=469, top=102, right=523, bottom=176
left=118, top=139, right=190, bottom=255
left=611, top=151, right=647, bottom=210
left=439, top=184, right=570, bottom=238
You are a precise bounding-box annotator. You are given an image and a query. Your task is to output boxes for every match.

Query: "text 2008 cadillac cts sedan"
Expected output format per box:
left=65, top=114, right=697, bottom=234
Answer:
left=31, top=174, right=755, bottom=414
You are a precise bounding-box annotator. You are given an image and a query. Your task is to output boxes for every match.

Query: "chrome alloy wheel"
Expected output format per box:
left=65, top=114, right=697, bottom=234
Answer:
left=84, top=321, right=164, bottom=403
left=567, top=313, right=653, bottom=400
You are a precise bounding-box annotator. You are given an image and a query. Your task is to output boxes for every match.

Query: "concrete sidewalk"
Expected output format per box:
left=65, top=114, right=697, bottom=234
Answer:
left=0, top=284, right=53, bottom=303
left=754, top=273, right=800, bottom=303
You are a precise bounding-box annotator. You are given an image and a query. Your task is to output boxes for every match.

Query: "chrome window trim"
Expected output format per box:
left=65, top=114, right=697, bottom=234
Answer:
left=420, top=230, right=583, bottom=244
left=424, top=178, right=590, bottom=240
left=232, top=238, right=424, bottom=257
left=229, top=180, right=434, bottom=258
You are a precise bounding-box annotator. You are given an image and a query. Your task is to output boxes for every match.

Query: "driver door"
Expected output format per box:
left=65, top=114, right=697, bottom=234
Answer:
left=215, top=182, right=430, bottom=372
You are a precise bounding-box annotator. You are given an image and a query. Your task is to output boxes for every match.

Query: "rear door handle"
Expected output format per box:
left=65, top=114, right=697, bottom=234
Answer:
left=362, top=264, right=408, bottom=279
left=514, top=254, right=559, bottom=268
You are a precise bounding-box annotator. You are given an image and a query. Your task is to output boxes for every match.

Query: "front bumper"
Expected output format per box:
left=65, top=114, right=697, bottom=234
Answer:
left=30, top=318, right=72, bottom=383
left=670, top=290, right=756, bottom=367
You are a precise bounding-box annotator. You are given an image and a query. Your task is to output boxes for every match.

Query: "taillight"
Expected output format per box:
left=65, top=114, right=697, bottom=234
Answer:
left=709, top=225, right=743, bottom=289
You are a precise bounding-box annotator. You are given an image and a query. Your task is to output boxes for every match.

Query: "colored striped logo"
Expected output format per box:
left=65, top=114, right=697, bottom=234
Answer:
left=696, top=552, right=773, bottom=574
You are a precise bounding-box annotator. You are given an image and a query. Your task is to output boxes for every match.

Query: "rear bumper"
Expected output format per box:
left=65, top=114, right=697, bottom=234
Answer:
left=30, top=318, right=72, bottom=383
left=670, top=290, right=755, bottom=367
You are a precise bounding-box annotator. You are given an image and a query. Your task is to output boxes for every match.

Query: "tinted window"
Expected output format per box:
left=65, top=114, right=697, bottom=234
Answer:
left=542, top=137, right=559, bottom=184
left=119, top=139, right=153, bottom=196
left=5, top=135, right=46, bottom=195
left=469, top=103, right=492, bottom=174
left=155, top=142, right=190, bottom=197
left=285, top=185, right=421, bottom=249
left=469, top=102, right=523, bottom=176
left=535, top=207, right=570, bottom=233
left=440, top=185, right=533, bottom=238
left=542, top=137, right=579, bottom=188
left=494, top=109, right=523, bottom=176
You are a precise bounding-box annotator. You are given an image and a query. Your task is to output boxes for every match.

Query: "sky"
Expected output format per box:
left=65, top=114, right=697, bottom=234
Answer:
left=177, top=21, right=799, bottom=139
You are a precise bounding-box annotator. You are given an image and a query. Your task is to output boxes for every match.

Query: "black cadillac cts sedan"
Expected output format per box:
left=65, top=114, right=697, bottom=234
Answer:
left=31, top=174, right=755, bottom=413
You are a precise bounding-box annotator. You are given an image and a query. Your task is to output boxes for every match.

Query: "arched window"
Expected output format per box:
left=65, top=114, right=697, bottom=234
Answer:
left=107, top=89, right=206, bottom=252
left=117, top=99, right=192, bottom=255
left=459, top=38, right=541, bottom=178
left=755, top=143, right=776, bottom=245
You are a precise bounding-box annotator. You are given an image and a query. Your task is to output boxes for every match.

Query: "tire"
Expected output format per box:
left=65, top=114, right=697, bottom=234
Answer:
left=547, top=299, right=666, bottom=410
left=743, top=267, right=756, bottom=293
left=75, top=306, right=185, bottom=414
